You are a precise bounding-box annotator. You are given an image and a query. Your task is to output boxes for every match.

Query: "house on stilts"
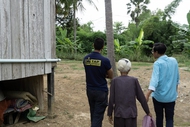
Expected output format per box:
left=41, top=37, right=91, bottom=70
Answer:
left=0, top=0, right=60, bottom=125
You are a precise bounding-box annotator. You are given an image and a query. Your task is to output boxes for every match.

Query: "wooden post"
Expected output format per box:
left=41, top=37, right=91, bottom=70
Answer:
left=47, top=67, right=54, bottom=115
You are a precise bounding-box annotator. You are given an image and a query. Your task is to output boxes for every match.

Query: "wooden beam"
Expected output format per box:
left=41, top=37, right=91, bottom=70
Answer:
left=47, top=67, right=54, bottom=115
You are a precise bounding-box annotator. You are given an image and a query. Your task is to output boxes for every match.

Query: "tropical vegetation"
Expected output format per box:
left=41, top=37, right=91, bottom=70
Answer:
left=55, top=0, right=190, bottom=70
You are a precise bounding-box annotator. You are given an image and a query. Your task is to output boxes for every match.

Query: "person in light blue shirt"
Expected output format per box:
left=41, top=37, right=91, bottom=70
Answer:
left=146, top=43, right=179, bottom=127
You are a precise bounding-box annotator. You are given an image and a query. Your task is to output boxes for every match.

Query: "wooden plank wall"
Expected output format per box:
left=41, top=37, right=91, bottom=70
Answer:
left=0, top=0, right=12, bottom=80
left=0, top=0, right=56, bottom=81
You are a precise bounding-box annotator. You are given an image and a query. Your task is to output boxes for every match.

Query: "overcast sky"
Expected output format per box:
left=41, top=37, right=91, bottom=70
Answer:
left=76, top=0, right=190, bottom=31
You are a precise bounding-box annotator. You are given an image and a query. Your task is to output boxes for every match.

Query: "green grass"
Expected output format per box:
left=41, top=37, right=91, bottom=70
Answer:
left=69, top=64, right=84, bottom=70
left=63, top=110, right=74, bottom=119
left=60, top=59, right=82, bottom=63
left=57, top=53, right=190, bottom=72
left=56, top=52, right=87, bottom=61
left=132, top=67, right=139, bottom=70
left=63, top=75, right=68, bottom=78
left=173, top=54, right=190, bottom=70
left=132, top=62, right=153, bottom=66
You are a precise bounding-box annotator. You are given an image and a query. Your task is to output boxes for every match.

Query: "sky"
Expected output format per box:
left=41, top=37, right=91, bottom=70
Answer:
left=76, top=0, right=190, bottom=31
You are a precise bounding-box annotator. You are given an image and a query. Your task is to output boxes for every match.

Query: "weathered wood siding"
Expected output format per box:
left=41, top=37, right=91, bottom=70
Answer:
left=0, top=0, right=56, bottom=81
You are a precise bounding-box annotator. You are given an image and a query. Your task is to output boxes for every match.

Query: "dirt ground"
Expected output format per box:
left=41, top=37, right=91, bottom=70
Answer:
left=7, top=60, right=190, bottom=127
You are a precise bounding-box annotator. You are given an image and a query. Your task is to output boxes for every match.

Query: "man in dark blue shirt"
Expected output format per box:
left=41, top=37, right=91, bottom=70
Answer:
left=83, top=38, right=113, bottom=127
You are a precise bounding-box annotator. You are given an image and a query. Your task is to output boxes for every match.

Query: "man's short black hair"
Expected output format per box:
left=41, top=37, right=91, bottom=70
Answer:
left=94, top=38, right=104, bottom=50
left=153, top=43, right=167, bottom=54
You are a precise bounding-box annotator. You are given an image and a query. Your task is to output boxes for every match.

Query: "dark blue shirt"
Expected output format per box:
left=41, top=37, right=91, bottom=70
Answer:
left=83, top=52, right=111, bottom=91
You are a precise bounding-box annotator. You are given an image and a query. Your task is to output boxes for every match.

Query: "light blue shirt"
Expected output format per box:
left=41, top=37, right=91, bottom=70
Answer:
left=148, top=55, right=179, bottom=102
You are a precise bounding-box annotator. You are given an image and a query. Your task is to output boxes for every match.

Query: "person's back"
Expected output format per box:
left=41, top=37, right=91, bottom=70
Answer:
left=146, top=43, right=180, bottom=127
left=151, top=55, right=179, bottom=102
left=83, top=52, right=111, bottom=91
left=83, top=38, right=113, bottom=127
left=108, top=58, right=151, bottom=127
left=108, top=75, right=149, bottom=118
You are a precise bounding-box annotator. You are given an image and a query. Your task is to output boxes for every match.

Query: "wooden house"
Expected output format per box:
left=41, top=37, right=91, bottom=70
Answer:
left=0, top=0, right=59, bottom=116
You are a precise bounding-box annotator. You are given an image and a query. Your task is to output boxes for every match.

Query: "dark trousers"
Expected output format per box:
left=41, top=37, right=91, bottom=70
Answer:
left=87, top=89, right=108, bottom=127
left=114, top=117, right=137, bottom=127
left=152, top=97, right=175, bottom=127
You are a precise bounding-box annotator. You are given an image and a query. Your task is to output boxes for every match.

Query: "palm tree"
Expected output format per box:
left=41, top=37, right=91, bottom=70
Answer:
left=56, top=0, right=97, bottom=42
left=126, top=0, right=150, bottom=27
left=163, top=0, right=182, bottom=20
left=56, top=0, right=72, bottom=17
left=105, top=0, right=117, bottom=77
left=56, top=0, right=74, bottom=34
left=113, top=22, right=126, bottom=34
left=72, top=0, right=97, bottom=43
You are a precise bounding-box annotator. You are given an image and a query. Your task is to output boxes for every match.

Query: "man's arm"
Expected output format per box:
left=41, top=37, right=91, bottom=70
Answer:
left=106, top=68, right=113, bottom=79
left=146, top=89, right=153, bottom=102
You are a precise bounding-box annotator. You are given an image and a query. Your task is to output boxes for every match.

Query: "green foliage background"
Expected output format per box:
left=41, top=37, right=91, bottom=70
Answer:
left=55, top=0, right=190, bottom=69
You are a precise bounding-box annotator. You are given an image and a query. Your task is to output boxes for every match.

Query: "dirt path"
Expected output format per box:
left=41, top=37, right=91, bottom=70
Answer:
left=8, top=60, right=190, bottom=127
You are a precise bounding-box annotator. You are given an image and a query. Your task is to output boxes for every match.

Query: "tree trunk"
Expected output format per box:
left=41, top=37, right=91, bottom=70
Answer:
left=73, top=2, right=77, bottom=53
left=105, top=0, right=117, bottom=77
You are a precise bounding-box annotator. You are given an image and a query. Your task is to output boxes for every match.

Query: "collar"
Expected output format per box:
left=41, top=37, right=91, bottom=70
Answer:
left=92, top=51, right=101, bottom=54
left=157, top=55, right=167, bottom=60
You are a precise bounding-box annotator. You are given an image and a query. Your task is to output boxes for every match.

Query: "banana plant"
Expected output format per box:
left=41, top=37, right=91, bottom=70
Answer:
left=187, top=11, right=190, bottom=29
left=114, top=39, right=134, bottom=56
left=171, top=11, right=190, bottom=56
left=129, top=29, right=153, bottom=60
left=114, top=39, right=122, bottom=54
left=56, top=27, right=75, bottom=53
left=183, top=11, right=190, bottom=56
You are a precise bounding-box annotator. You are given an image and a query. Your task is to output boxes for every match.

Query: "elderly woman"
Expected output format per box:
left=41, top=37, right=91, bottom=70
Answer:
left=107, top=58, right=152, bottom=127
